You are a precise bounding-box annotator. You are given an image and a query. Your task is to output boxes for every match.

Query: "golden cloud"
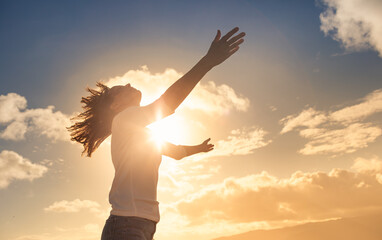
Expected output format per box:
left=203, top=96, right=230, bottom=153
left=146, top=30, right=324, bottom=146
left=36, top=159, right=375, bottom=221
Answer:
left=44, top=199, right=101, bottom=214
left=280, top=89, right=382, bottom=155
left=176, top=157, right=382, bottom=224
left=104, top=66, right=250, bottom=115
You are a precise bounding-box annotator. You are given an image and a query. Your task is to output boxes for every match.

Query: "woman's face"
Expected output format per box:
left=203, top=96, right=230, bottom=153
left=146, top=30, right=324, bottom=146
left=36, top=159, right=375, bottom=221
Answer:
left=109, top=84, right=142, bottom=112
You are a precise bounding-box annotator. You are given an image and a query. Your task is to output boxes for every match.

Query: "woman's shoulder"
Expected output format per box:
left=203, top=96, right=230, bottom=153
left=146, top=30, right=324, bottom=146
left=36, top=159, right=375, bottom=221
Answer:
left=112, top=106, right=140, bottom=131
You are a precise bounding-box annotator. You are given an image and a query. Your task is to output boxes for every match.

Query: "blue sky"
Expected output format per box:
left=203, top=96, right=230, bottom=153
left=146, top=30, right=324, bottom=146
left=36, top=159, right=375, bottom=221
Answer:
left=1, top=0, right=381, bottom=113
left=1, top=1, right=382, bottom=240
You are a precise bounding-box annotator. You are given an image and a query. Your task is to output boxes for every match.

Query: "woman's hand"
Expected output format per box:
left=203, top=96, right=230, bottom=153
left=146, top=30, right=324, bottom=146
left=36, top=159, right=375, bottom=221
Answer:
left=199, top=138, right=214, bottom=153
left=204, top=27, right=245, bottom=67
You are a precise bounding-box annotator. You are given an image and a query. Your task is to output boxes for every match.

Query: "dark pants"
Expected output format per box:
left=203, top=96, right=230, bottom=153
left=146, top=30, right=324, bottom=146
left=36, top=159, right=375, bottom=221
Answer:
left=101, top=215, right=157, bottom=240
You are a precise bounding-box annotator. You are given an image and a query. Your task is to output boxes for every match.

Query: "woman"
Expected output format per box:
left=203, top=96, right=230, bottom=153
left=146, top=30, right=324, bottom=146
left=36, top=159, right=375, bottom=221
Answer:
left=68, top=27, right=245, bottom=240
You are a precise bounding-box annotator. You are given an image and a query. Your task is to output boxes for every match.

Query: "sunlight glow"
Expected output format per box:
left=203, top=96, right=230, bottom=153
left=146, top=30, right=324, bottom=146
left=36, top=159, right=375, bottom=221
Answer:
left=147, top=115, right=187, bottom=147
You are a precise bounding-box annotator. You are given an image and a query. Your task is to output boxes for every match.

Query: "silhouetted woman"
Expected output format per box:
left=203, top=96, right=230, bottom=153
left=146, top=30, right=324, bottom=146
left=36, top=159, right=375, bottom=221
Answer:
left=68, top=27, right=245, bottom=240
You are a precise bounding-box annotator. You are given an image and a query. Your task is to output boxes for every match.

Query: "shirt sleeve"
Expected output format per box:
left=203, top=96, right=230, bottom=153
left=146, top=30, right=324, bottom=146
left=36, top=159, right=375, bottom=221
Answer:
left=114, top=97, right=175, bottom=128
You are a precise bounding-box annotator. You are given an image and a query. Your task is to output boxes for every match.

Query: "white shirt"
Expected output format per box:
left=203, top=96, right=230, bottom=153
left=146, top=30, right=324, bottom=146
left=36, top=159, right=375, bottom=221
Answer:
left=109, top=98, right=173, bottom=222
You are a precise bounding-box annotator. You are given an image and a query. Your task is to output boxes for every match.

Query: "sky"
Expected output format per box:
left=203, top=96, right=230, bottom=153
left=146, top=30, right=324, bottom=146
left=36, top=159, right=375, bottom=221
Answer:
left=0, top=0, right=382, bottom=239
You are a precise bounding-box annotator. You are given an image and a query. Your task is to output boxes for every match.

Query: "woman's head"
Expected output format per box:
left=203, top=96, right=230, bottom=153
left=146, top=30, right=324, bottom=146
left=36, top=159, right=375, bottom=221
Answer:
left=68, top=82, right=141, bottom=157
left=109, top=83, right=142, bottom=112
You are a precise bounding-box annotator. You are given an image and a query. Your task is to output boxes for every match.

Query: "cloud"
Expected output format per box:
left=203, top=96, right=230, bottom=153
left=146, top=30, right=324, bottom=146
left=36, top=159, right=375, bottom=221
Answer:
left=176, top=157, right=382, bottom=224
left=184, top=81, right=250, bottom=115
left=1, top=120, right=28, bottom=140
left=104, top=66, right=250, bottom=115
left=0, top=93, right=71, bottom=141
left=351, top=156, right=382, bottom=173
left=186, top=126, right=271, bottom=162
left=13, top=223, right=102, bottom=240
left=44, top=199, right=101, bottom=214
left=212, top=127, right=271, bottom=156
left=0, top=93, right=27, bottom=123
left=158, top=162, right=222, bottom=199
left=156, top=204, right=275, bottom=240
left=299, top=123, right=381, bottom=155
left=319, top=0, right=382, bottom=56
left=281, top=108, right=327, bottom=134
left=269, top=105, right=277, bottom=112
left=330, top=89, right=382, bottom=123
left=280, top=89, right=382, bottom=155
left=0, top=150, right=48, bottom=189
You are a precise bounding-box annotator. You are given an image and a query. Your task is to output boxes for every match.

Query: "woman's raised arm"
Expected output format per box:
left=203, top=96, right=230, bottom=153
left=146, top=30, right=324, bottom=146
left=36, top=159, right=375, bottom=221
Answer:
left=160, top=27, right=245, bottom=111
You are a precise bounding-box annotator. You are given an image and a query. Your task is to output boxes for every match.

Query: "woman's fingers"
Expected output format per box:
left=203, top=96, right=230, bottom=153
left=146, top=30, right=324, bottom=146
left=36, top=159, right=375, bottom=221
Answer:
left=227, top=32, right=246, bottom=45
left=221, top=27, right=239, bottom=42
left=228, top=46, right=240, bottom=57
left=229, top=38, right=244, bottom=50
left=205, top=27, right=244, bottom=66
left=201, top=138, right=214, bottom=152
left=205, top=145, right=214, bottom=152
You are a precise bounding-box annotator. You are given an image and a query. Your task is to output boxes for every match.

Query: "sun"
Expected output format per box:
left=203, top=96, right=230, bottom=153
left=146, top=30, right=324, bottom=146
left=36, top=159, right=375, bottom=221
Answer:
left=147, top=115, right=186, bottom=148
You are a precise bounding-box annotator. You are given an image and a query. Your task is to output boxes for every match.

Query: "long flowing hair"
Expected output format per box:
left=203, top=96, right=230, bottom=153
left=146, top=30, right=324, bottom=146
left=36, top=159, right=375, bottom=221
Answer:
left=68, top=82, right=115, bottom=157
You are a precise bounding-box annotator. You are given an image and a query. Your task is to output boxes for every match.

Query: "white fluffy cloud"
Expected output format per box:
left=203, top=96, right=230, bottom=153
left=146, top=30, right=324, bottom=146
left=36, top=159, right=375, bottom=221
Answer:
left=104, top=66, right=250, bottom=115
left=176, top=157, right=382, bottom=224
left=319, top=0, right=382, bottom=56
left=209, top=126, right=271, bottom=157
left=280, top=89, right=382, bottom=155
left=0, top=93, right=71, bottom=141
left=44, top=199, right=101, bottom=214
left=0, top=150, right=48, bottom=189
left=0, top=93, right=27, bottom=123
